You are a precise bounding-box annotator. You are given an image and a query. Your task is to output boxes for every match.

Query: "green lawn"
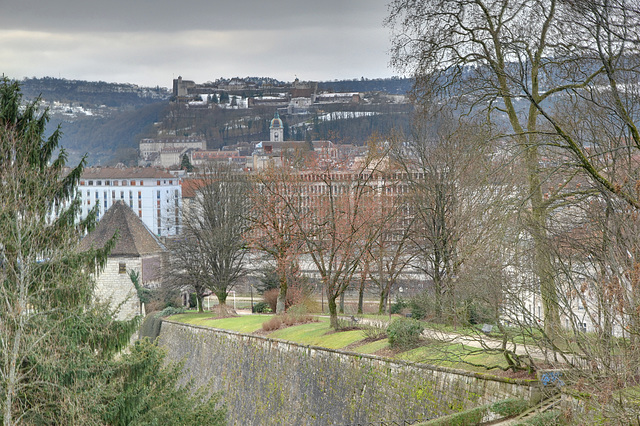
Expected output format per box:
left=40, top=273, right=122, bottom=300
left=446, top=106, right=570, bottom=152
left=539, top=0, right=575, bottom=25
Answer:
left=268, top=319, right=366, bottom=349
left=166, top=313, right=518, bottom=374
left=169, top=312, right=268, bottom=333
left=398, top=343, right=513, bottom=372
left=352, top=338, right=389, bottom=354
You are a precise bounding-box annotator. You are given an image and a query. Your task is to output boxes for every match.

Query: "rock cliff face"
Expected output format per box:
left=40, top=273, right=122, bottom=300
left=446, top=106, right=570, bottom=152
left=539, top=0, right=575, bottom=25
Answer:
left=158, top=320, right=540, bottom=426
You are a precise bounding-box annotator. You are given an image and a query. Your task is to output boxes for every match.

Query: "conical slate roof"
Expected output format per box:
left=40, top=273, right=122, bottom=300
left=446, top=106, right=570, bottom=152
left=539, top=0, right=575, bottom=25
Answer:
left=80, top=200, right=164, bottom=257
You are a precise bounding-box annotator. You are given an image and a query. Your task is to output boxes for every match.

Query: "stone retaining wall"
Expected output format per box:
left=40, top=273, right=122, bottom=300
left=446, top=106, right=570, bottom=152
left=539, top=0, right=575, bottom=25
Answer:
left=158, top=320, right=541, bottom=426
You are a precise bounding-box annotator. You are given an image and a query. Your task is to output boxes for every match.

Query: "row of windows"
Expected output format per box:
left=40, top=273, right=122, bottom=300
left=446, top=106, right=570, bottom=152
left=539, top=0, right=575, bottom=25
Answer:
left=84, top=190, right=178, bottom=199
left=80, top=179, right=174, bottom=187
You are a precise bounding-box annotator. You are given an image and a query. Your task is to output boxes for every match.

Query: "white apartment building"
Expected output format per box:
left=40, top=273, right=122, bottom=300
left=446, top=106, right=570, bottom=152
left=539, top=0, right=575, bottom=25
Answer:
left=78, top=167, right=181, bottom=237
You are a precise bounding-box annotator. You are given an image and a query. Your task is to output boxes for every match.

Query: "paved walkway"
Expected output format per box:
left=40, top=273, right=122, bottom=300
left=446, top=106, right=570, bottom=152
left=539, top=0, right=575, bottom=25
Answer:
left=342, top=316, right=579, bottom=367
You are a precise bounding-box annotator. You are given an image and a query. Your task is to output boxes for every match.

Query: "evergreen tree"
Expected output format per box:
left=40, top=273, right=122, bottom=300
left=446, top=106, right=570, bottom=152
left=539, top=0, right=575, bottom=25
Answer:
left=180, top=153, right=194, bottom=172
left=0, top=78, right=225, bottom=425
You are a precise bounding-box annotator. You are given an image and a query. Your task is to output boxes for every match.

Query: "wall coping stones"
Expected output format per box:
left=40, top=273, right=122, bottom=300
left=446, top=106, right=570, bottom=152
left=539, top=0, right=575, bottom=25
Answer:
left=161, top=319, right=539, bottom=387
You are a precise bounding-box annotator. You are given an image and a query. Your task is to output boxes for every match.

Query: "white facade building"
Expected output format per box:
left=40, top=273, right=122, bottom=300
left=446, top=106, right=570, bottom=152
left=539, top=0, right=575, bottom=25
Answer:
left=78, top=167, right=182, bottom=237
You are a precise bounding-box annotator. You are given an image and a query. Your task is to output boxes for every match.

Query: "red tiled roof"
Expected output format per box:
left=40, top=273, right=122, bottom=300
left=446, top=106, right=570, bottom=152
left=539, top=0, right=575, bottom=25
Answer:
left=82, top=167, right=175, bottom=179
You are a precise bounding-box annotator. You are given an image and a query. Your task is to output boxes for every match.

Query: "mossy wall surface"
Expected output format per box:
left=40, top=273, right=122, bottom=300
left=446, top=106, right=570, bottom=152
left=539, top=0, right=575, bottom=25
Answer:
left=158, top=320, right=540, bottom=426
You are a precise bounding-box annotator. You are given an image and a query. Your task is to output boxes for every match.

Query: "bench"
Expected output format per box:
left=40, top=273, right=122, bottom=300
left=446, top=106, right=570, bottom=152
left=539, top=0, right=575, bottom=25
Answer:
left=481, top=324, right=493, bottom=334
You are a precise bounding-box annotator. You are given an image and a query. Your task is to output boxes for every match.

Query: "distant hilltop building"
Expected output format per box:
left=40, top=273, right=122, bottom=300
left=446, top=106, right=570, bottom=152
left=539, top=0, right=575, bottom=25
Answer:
left=78, top=167, right=182, bottom=237
left=171, top=76, right=371, bottom=114
left=139, top=136, right=207, bottom=168
left=173, top=76, right=196, bottom=97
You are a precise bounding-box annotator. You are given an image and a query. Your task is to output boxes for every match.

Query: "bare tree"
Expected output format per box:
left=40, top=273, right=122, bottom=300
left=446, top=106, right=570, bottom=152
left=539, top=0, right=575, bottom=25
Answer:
left=276, top=158, right=387, bottom=328
left=386, top=0, right=640, bottom=342
left=179, top=163, right=249, bottom=307
left=165, top=237, right=210, bottom=312
left=367, top=183, right=417, bottom=315
left=394, top=110, right=514, bottom=325
left=248, top=166, right=305, bottom=314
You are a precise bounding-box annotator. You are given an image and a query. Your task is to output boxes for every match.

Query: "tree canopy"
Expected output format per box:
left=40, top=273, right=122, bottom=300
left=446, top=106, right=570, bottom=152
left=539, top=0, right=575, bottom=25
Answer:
left=0, top=78, right=225, bottom=425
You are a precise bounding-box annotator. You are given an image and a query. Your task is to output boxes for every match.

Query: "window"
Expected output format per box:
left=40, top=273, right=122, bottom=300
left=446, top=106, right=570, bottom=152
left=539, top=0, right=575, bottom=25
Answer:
left=88, top=180, right=94, bottom=186
left=97, top=180, right=102, bottom=186
left=138, top=200, right=142, bottom=208
left=80, top=181, right=85, bottom=186
left=169, top=180, right=173, bottom=185
left=157, top=180, right=161, bottom=186
left=120, top=191, right=124, bottom=199
left=139, top=210, right=142, bottom=217
left=118, top=262, right=126, bottom=274
left=112, top=190, right=116, bottom=199
left=122, top=180, right=127, bottom=186
left=105, top=180, right=110, bottom=185
left=157, top=190, right=160, bottom=199
left=140, top=180, right=144, bottom=186
left=138, top=191, right=141, bottom=199
left=113, top=181, right=118, bottom=186
left=131, top=180, right=136, bottom=186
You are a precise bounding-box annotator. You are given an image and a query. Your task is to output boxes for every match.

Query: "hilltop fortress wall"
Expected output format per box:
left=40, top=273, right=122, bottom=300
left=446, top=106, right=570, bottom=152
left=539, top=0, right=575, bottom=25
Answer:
left=157, top=320, right=541, bottom=425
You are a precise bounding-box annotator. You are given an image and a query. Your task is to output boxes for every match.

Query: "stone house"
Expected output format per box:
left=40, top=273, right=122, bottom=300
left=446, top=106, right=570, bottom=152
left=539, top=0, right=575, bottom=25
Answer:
left=80, top=200, right=166, bottom=321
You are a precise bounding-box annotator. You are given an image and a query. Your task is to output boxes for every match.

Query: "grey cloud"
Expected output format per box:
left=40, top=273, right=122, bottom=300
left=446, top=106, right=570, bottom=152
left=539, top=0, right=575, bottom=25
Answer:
left=1, top=0, right=388, bottom=33
left=0, top=0, right=394, bottom=87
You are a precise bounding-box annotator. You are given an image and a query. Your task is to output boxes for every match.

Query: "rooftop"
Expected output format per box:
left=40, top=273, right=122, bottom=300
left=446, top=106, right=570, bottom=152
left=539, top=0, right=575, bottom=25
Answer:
left=79, top=200, right=165, bottom=257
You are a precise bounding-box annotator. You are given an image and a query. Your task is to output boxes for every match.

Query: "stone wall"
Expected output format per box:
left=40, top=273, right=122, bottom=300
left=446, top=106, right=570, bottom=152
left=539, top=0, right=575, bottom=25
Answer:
left=94, top=256, right=142, bottom=321
left=158, top=321, right=541, bottom=426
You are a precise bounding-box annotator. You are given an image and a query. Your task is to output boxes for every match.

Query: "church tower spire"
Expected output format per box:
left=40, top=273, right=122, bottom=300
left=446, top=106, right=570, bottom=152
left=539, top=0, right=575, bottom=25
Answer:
left=270, top=111, right=284, bottom=142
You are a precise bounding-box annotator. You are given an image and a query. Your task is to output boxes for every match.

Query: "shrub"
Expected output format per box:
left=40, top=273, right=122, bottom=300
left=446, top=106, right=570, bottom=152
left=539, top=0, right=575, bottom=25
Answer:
left=263, top=288, right=279, bottom=312
left=287, top=303, right=308, bottom=316
left=252, top=301, right=272, bottom=313
left=387, top=317, right=424, bottom=349
left=261, top=313, right=317, bottom=331
left=409, top=296, right=429, bottom=320
left=157, top=306, right=186, bottom=317
left=262, top=316, right=282, bottom=331
left=360, top=323, right=387, bottom=341
left=390, top=298, right=407, bottom=315
left=490, top=398, right=530, bottom=417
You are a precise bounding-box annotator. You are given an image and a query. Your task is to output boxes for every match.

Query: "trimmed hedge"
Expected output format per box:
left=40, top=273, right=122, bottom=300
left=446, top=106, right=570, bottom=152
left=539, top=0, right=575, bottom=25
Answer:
left=490, top=398, right=530, bottom=417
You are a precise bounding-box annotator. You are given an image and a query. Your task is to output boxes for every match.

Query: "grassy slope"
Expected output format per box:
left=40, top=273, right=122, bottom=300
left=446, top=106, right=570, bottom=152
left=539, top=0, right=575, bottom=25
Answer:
left=168, top=312, right=514, bottom=372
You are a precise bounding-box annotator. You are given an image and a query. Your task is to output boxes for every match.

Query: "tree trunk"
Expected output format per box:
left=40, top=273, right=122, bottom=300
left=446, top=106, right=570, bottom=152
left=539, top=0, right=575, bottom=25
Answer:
left=357, top=279, right=365, bottom=315
left=379, top=285, right=389, bottom=315
left=339, top=291, right=345, bottom=314
left=276, top=274, right=287, bottom=314
left=328, top=292, right=339, bottom=329
left=197, top=293, right=204, bottom=313
left=216, top=291, right=227, bottom=306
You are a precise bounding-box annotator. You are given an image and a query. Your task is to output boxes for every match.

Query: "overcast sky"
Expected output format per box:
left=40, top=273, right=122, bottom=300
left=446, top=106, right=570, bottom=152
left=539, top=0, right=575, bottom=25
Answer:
left=0, top=0, right=395, bottom=88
